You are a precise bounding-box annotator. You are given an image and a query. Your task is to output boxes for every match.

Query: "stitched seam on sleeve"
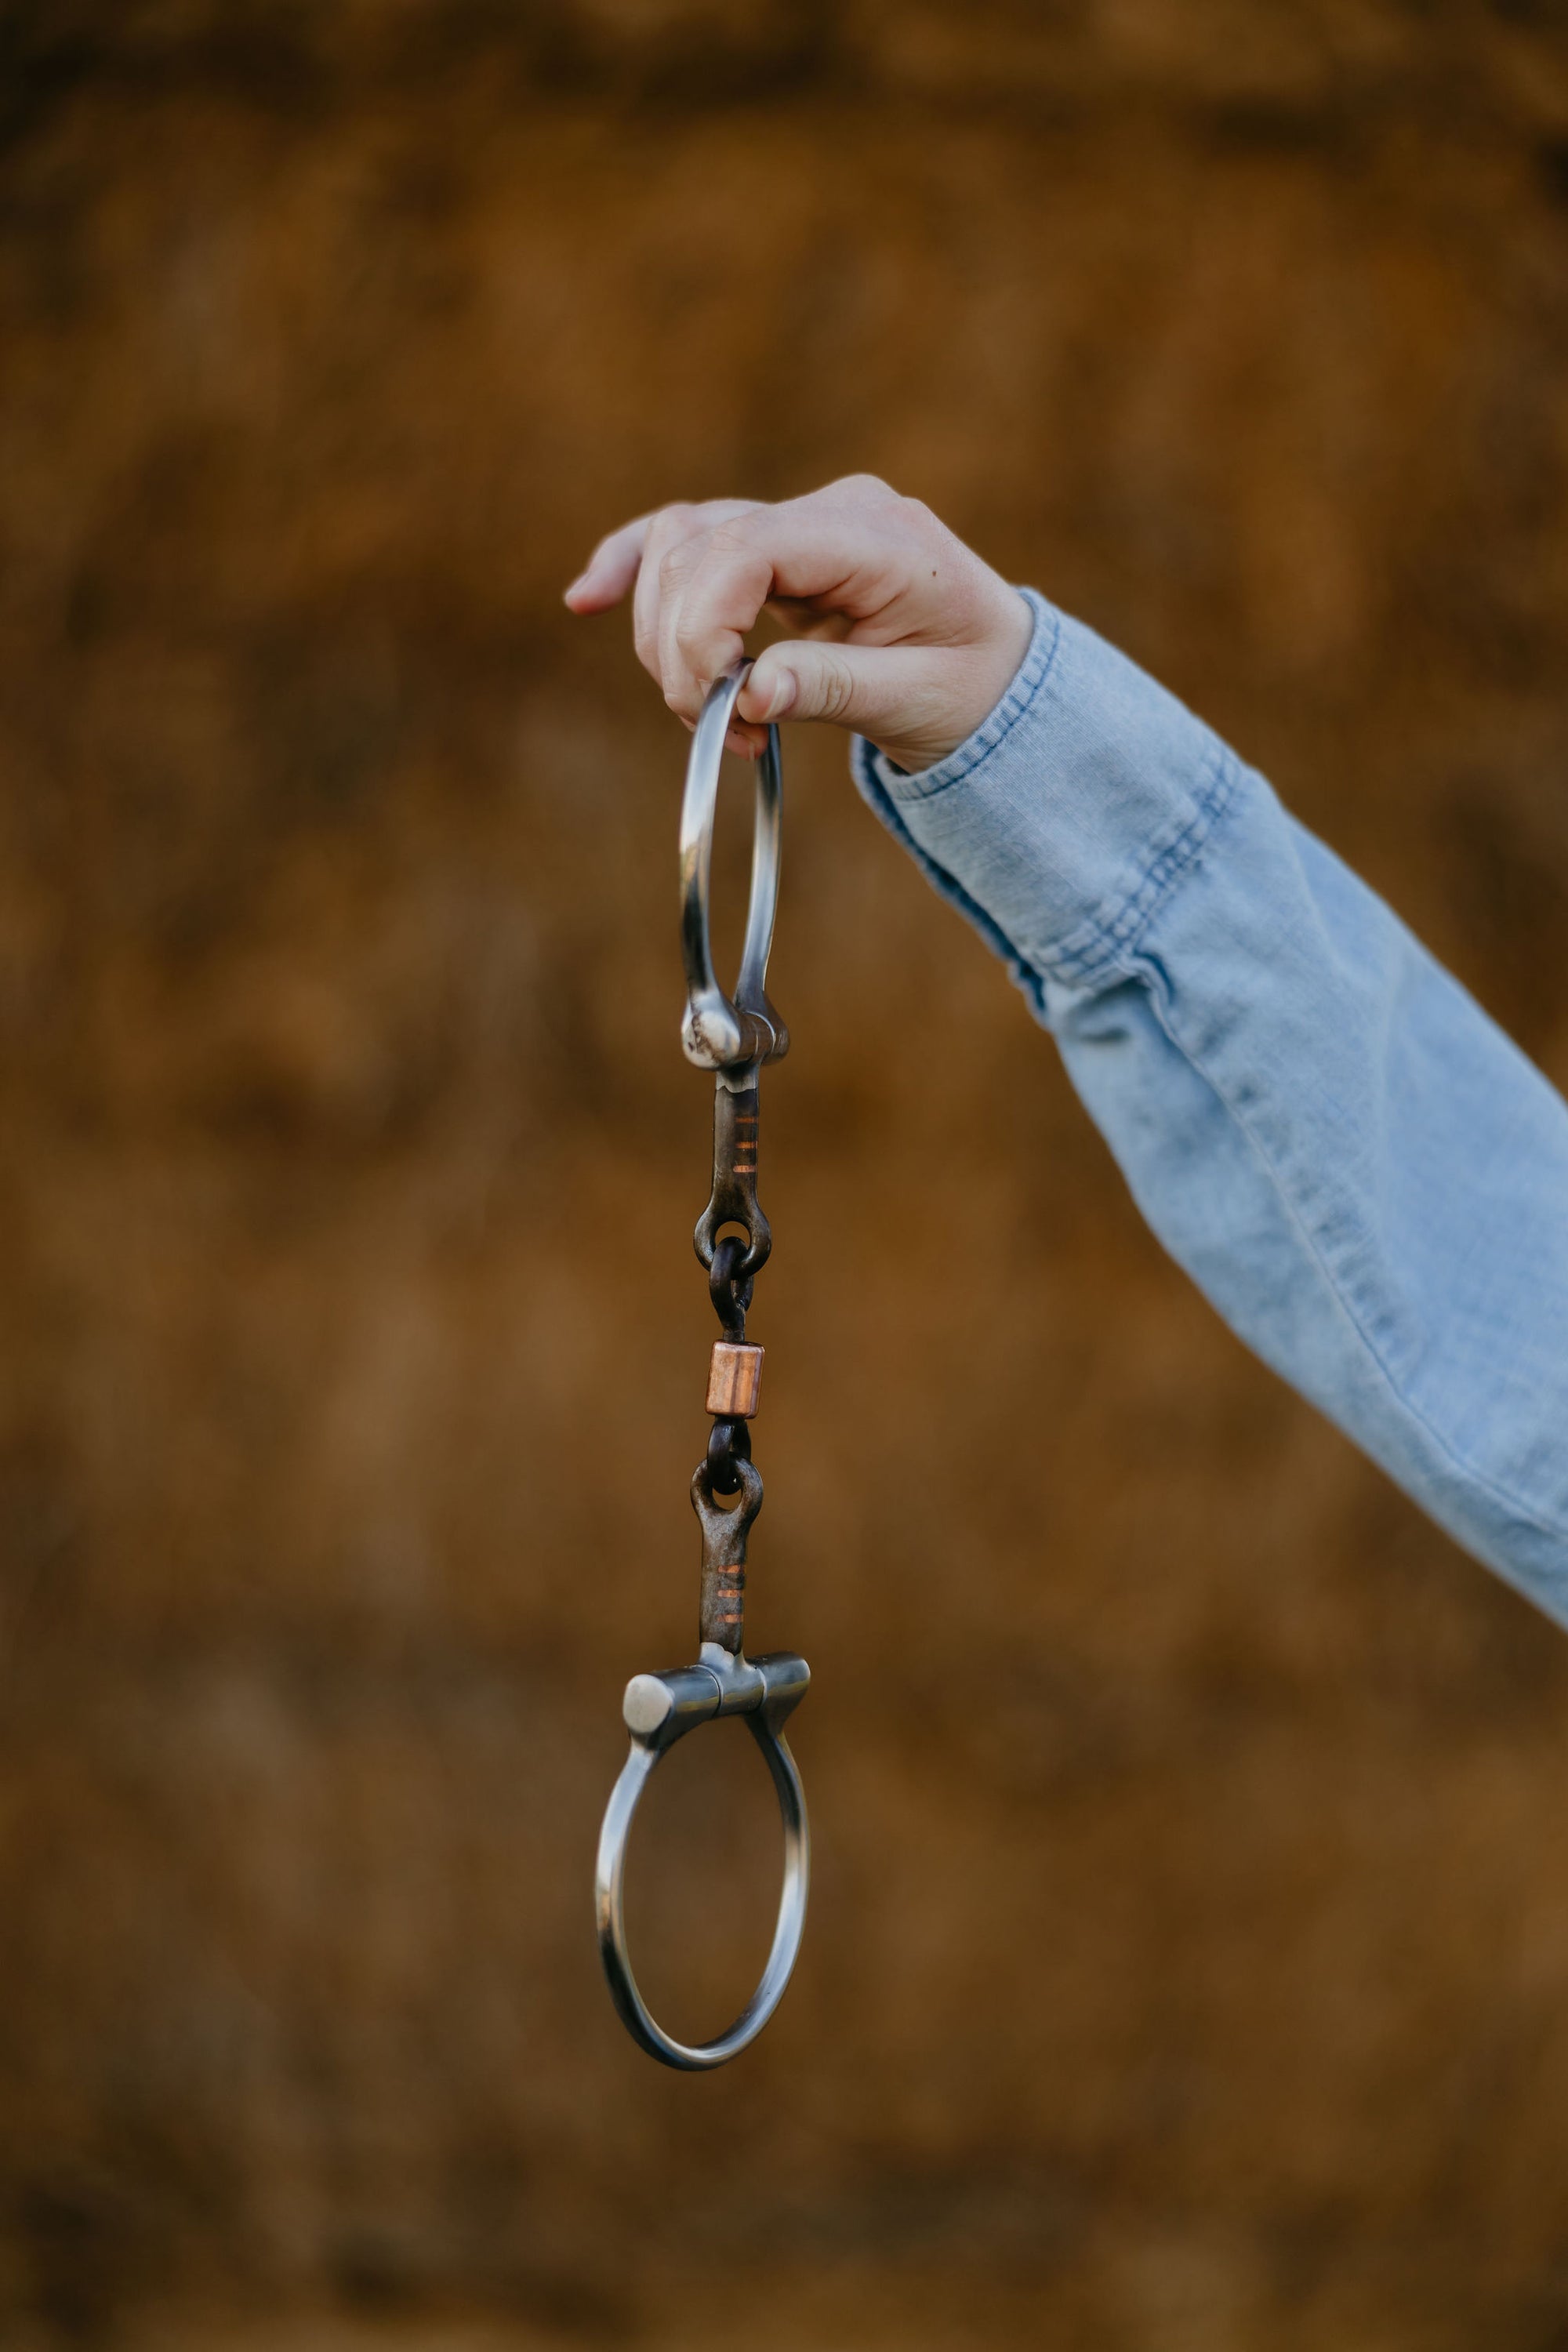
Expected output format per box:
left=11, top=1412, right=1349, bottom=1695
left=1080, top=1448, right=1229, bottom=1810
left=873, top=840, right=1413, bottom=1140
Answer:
left=849, top=731, right=1049, bottom=993
left=1032, top=742, right=1240, bottom=987
left=1131, top=891, right=1568, bottom=1550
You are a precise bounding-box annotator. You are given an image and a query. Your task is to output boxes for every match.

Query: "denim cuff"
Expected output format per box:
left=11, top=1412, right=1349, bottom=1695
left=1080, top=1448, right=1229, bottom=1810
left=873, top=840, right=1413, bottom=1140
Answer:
left=851, top=590, right=1239, bottom=987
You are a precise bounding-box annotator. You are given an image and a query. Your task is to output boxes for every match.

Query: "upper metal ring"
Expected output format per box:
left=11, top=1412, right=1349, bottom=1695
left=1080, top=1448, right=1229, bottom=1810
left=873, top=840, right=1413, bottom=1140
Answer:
left=679, top=662, right=789, bottom=1074
left=594, top=1650, right=809, bottom=2071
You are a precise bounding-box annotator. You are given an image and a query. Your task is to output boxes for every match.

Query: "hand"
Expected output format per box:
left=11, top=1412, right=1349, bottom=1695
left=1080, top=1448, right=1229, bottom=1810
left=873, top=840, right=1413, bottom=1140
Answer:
left=564, top=475, right=1035, bottom=773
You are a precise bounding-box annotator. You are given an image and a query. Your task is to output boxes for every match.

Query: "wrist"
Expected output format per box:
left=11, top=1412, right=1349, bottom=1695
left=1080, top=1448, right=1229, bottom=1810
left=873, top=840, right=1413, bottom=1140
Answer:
left=852, top=593, right=1235, bottom=983
left=870, top=586, right=1036, bottom=774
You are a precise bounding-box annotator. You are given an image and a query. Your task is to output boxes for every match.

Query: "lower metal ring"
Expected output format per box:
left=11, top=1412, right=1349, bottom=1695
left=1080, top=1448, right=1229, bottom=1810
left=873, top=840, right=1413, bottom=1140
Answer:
left=594, top=1708, right=809, bottom=2071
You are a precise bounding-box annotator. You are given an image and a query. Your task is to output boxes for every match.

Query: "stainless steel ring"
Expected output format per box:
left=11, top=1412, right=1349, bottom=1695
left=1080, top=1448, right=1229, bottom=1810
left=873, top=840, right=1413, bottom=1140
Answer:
left=594, top=1651, right=810, bottom=2071
left=678, top=662, right=789, bottom=1074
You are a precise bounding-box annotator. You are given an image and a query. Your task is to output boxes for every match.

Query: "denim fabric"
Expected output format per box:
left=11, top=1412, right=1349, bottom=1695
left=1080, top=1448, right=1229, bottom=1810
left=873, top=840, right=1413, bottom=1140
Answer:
left=851, top=591, right=1568, bottom=1625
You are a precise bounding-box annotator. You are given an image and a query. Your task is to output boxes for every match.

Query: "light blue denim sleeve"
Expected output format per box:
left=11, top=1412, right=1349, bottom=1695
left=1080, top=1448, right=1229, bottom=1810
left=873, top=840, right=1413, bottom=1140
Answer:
left=851, top=590, right=1568, bottom=1624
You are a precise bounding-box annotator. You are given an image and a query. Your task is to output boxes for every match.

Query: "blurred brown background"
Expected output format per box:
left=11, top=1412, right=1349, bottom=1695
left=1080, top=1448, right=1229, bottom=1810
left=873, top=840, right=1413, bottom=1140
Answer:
left=4, top=3, right=1568, bottom=2347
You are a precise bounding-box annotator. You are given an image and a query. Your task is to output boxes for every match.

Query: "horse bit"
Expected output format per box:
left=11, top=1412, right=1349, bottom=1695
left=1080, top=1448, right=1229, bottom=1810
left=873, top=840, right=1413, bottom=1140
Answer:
left=593, top=661, right=807, bottom=2071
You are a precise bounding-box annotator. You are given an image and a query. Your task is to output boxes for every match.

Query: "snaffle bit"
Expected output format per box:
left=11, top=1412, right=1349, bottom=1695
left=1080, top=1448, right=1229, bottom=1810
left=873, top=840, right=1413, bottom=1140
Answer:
left=593, top=662, right=808, bottom=2071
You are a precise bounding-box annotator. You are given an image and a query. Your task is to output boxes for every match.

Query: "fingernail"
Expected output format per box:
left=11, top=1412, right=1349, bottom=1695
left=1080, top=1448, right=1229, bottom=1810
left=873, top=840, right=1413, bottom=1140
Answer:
left=760, top=669, right=797, bottom=720
left=563, top=574, right=589, bottom=603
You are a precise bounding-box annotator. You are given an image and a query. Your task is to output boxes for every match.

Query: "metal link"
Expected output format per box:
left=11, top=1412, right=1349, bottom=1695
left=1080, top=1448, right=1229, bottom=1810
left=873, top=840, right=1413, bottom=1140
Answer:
left=695, top=1081, right=771, bottom=1281
left=708, top=1232, right=753, bottom=1337
left=705, top=1415, right=752, bottom=1495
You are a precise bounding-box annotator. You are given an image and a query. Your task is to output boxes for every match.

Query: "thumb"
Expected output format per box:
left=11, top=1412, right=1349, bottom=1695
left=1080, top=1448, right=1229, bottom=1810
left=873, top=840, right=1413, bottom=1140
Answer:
left=738, top=640, right=942, bottom=745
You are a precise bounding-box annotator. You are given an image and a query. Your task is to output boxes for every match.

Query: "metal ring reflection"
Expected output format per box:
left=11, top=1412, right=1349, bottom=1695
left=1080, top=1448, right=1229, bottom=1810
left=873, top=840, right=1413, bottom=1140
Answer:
left=678, top=662, right=789, bottom=1074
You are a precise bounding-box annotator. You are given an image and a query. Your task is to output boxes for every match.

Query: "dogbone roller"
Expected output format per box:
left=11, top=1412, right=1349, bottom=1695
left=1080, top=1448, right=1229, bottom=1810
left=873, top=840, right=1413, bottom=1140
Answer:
left=593, top=662, right=808, bottom=2071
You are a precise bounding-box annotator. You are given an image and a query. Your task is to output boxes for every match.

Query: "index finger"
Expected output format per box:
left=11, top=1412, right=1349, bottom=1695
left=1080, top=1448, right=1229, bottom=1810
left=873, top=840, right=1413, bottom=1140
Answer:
left=564, top=514, right=654, bottom=613
left=667, top=493, right=907, bottom=702
left=566, top=499, right=764, bottom=617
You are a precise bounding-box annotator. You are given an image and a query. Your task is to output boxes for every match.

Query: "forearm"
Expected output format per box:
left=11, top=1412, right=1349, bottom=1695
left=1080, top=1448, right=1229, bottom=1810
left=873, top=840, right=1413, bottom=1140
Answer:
left=852, top=596, right=1568, bottom=1622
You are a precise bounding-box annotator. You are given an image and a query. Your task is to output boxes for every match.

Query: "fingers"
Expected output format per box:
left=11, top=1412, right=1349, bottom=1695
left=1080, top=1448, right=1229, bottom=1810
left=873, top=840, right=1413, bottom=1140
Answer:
left=632, top=503, right=761, bottom=705
left=665, top=533, right=773, bottom=717
left=566, top=480, right=918, bottom=720
left=735, top=639, right=905, bottom=731
left=562, top=478, right=1007, bottom=768
left=669, top=638, right=955, bottom=770
left=736, top=641, right=954, bottom=757
left=563, top=515, right=652, bottom=613
left=633, top=506, right=702, bottom=682
left=564, top=497, right=760, bottom=634
left=664, top=486, right=913, bottom=719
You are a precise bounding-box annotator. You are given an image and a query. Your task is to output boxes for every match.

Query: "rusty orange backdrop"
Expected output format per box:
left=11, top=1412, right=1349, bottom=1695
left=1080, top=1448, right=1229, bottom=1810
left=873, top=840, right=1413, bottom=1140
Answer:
left=4, top=6, right=1568, bottom=2347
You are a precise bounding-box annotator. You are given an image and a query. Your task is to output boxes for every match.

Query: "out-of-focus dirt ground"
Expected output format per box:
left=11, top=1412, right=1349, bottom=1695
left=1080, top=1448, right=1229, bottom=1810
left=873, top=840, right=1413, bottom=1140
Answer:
left=4, top=2, right=1568, bottom=2346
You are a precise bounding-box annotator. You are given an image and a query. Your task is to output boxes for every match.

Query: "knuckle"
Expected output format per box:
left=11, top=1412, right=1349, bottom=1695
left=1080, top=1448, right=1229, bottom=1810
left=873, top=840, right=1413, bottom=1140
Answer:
left=647, top=503, right=695, bottom=562
left=706, top=513, right=760, bottom=557
left=827, top=471, right=895, bottom=503
left=894, top=492, right=943, bottom=544
left=816, top=652, right=855, bottom=718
